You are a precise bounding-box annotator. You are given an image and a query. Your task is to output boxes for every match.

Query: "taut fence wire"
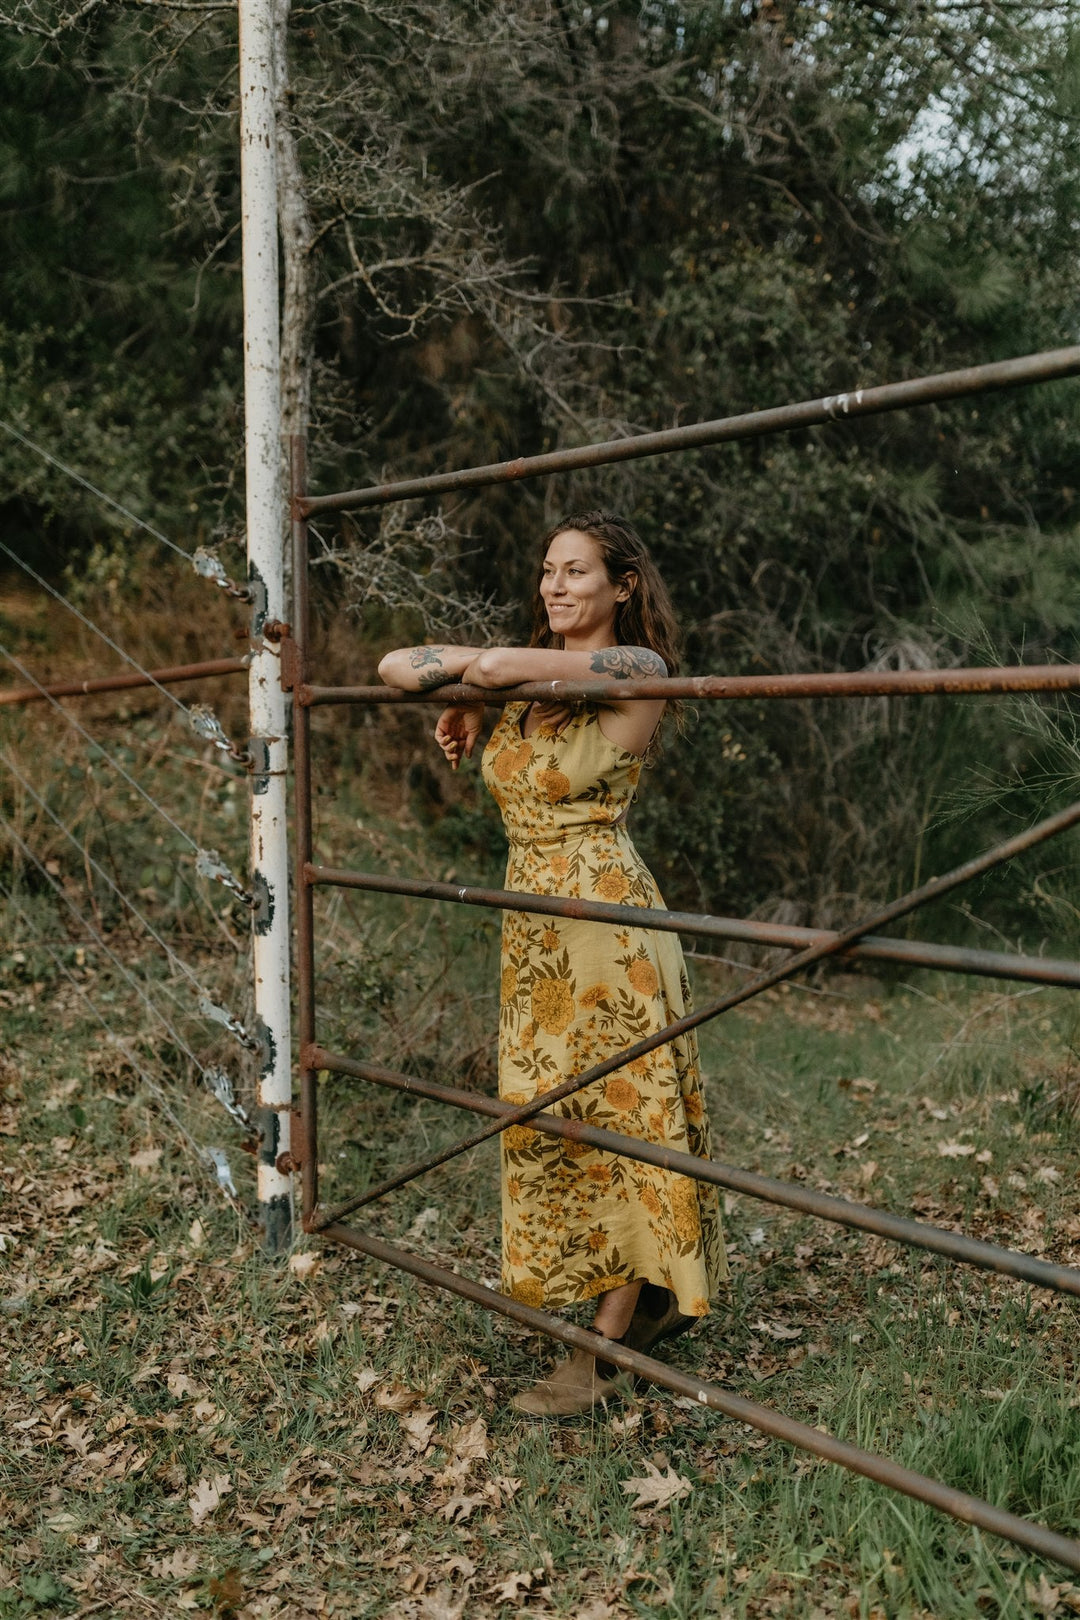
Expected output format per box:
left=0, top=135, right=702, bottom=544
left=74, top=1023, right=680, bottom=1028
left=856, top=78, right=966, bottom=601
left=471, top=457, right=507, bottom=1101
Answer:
left=285, top=348, right=1080, bottom=1574
left=0, top=429, right=263, bottom=1210
left=0, top=867, right=249, bottom=1178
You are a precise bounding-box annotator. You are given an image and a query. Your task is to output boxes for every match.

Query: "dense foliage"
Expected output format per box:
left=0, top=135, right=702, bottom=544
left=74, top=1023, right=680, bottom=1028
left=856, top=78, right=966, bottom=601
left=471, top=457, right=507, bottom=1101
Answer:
left=2, top=0, right=1080, bottom=931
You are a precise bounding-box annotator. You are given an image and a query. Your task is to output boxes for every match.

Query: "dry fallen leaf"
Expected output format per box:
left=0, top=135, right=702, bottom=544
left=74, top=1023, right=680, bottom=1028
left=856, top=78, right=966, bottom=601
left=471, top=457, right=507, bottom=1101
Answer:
left=937, top=1140, right=976, bottom=1158
left=440, top=1493, right=486, bottom=1524
left=354, top=1367, right=381, bottom=1394
left=166, top=1372, right=205, bottom=1401
left=63, top=1421, right=91, bottom=1457
left=288, top=1249, right=321, bottom=1279
left=375, top=1383, right=425, bottom=1413
left=150, top=1548, right=201, bottom=1580
left=1025, top=1574, right=1064, bottom=1616
left=750, top=1319, right=803, bottom=1342
left=448, top=1416, right=488, bottom=1466
left=401, top=1407, right=437, bottom=1452
left=130, top=1147, right=163, bottom=1172
left=491, top=1570, right=545, bottom=1602
left=188, top=1472, right=231, bottom=1527
left=45, top=1512, right=81, bottom=1533
left=621, top=1460, right=693, bottom=1510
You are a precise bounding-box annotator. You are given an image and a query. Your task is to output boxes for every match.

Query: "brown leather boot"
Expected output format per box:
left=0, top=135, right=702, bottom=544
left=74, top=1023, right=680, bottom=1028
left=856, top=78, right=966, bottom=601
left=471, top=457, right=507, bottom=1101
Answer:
left=510, top=1347, right=626, bottom=1417
left=621, top=1283, right=696, bottom=1357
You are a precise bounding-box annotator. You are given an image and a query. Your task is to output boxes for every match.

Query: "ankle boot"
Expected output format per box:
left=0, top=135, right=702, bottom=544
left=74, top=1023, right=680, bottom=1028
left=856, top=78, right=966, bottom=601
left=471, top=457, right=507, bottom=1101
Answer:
left=621, top=1284, right=696, bottom=1357
left=510, top=1345, right=626, bottom=1417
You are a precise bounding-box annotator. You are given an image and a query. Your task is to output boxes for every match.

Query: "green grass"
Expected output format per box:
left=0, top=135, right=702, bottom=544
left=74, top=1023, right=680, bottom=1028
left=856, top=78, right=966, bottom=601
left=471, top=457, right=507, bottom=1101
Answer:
left=4, top=948, right=1080, bottom=1618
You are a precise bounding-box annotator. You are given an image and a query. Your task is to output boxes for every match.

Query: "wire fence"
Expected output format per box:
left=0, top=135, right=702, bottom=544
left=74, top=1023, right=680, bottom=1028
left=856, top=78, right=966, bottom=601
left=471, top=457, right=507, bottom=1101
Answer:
left=0, top=423, right=258, bottom=1214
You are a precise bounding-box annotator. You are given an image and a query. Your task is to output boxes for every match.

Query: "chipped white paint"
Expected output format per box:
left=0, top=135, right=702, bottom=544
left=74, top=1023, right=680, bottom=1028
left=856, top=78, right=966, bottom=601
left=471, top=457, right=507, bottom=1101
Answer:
left=239, top=0, right=292, bottom=1247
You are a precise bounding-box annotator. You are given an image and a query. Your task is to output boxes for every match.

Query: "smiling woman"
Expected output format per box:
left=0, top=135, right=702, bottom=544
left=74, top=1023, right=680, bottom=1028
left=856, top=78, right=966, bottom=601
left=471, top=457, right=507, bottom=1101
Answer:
left=377, top=510, right=727, bottom=1416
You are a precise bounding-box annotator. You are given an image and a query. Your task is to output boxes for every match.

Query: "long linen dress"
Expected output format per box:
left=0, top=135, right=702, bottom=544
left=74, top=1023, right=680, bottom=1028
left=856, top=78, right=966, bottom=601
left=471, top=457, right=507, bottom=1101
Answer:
left=480, top=700, right=727, bottom=1318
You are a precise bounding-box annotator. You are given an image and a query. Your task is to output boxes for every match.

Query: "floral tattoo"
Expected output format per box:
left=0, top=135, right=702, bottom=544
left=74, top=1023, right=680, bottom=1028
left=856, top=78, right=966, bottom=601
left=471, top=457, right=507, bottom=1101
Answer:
left=588, top=646, right=667, bottom=679
left=408, top=646, right=457, bottom=690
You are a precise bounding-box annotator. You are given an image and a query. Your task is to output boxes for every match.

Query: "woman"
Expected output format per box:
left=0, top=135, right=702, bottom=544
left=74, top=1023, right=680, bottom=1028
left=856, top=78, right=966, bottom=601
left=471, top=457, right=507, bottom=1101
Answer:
left=378, top=510, right=726, bottom=1415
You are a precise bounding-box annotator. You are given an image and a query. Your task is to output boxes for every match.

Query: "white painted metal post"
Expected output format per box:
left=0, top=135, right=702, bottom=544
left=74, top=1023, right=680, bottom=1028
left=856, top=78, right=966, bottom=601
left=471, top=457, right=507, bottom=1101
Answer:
left=239, top=0, right=292, bottom=1251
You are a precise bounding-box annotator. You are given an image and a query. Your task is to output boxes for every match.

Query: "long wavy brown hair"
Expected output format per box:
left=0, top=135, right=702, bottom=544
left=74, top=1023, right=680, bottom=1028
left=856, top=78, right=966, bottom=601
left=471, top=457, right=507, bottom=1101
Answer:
left=528, top=509, right=682, bottom=673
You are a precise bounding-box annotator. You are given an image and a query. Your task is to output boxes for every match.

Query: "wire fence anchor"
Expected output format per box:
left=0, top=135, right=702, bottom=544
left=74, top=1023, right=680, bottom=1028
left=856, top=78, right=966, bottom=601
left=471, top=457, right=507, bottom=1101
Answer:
left=202, top=1066, right=255, bottom=1134
left=189, top=704, right=253, bottom=766
left=192, top=546, right=253, bottom=602
left=197, top=994, right=262, bottom=1054
left=195, top=847, right=256, bottom=909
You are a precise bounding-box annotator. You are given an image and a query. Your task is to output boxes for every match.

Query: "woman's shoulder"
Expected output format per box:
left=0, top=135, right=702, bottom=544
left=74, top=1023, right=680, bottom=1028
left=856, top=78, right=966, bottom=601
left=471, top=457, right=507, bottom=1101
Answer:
left=592, top=645, right=668, bottom=679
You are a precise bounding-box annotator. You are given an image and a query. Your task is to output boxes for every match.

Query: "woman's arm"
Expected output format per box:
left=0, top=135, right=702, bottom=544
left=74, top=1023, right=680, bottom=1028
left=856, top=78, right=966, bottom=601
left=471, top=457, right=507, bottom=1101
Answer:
left=377, top=644, right=482, bottom=691
left=463, top=645, right=668, bottom=758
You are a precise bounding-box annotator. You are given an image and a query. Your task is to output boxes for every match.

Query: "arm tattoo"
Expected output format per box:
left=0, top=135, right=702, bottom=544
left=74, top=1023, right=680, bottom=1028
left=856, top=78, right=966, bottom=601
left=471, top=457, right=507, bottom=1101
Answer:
left=409, top=646, right=448, bottom=669
left=407, top=646, right=458, bottom=690
left=588, top=645, right=667, bottom=680
left=418, top=667, right=458, bottom=690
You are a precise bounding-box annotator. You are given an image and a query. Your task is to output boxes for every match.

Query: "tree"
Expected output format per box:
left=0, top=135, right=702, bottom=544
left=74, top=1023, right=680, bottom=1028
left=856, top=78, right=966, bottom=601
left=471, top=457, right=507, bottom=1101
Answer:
left=3, top=0, right=1079, bottom=928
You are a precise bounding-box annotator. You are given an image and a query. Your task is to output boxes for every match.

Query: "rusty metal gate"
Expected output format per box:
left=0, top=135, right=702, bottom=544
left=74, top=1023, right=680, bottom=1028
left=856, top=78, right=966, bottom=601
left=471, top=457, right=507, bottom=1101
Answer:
left=281, top=348, right=1080, bottom=1573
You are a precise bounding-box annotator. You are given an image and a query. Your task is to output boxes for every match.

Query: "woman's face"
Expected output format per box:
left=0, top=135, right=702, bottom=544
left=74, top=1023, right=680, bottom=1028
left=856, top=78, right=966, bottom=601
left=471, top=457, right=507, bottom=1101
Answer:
left=540, top=529, right=629, bottom=648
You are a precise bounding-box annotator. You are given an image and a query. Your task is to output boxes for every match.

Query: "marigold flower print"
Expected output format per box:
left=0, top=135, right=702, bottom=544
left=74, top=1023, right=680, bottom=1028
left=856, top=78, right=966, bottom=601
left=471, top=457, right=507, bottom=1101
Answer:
left=670, top=1179, right=701, bottom=1243
left=639, top=1185, right=663, bottom=1217
left=493, top=746, right=517, bottom=782
left=537, top=767, right=571, bottom=802
left=531, top=978, right=575, bottom=1035
left=594, top=870, right=631, bottom=903
left=582, top=1273, right=627, bottom=1299
left=604, top=1075, right=641, bottom=1113
left=628, top=959, right=659, bottom=997
left=494, top=738, right=533, bottom=781
left=503, top=1124, right=539, bottom=1152
left=480, top=700, right=727, bottom=1318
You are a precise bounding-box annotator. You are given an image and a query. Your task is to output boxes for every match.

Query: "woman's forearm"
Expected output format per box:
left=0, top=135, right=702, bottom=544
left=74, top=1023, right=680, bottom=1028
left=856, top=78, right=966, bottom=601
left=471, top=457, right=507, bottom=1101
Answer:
left=377, top=645, right=481, bottom=691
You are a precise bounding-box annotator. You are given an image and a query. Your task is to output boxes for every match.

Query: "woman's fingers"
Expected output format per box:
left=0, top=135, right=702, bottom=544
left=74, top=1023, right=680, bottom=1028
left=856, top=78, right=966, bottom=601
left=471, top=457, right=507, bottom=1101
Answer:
left=434, top=703, right=484, bottom=770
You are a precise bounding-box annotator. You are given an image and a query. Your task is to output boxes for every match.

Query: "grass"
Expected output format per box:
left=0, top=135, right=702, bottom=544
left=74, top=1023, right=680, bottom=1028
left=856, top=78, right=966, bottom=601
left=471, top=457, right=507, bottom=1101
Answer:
left=4, top=950, right=1080, bottom=1619
left=5, top=559, right=1080, bottom=1615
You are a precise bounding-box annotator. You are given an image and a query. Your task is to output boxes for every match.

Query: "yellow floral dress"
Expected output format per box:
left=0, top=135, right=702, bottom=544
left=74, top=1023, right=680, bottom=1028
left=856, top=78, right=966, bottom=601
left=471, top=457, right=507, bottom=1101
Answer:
left=480, top=700, right=727, bottom=1318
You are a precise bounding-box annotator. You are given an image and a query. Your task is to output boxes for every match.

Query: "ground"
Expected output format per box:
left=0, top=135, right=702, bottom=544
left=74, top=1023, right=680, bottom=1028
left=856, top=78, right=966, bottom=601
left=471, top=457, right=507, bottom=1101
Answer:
left=3, top=958, right=1080, bottom=1619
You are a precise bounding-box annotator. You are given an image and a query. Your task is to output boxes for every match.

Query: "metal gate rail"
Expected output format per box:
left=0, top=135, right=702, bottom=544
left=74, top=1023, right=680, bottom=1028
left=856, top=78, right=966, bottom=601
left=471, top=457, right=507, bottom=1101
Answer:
left=305, top=797, right=1080, bottom=1230
left=307, top=1046, right=1080, bottom=1300
left=285, top=347, right=1080, bottom=1572
left=305, top=862, right=1080, bottom=989
left=324, top=1222, right=1080, bottom=1575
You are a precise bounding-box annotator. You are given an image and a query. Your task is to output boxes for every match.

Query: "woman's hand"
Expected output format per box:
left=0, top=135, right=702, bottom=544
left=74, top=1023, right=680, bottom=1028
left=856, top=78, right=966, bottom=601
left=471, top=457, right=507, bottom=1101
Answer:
left=528, top=699, right=574, bottom=735
left=435, top=705, right=485, bottom=770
